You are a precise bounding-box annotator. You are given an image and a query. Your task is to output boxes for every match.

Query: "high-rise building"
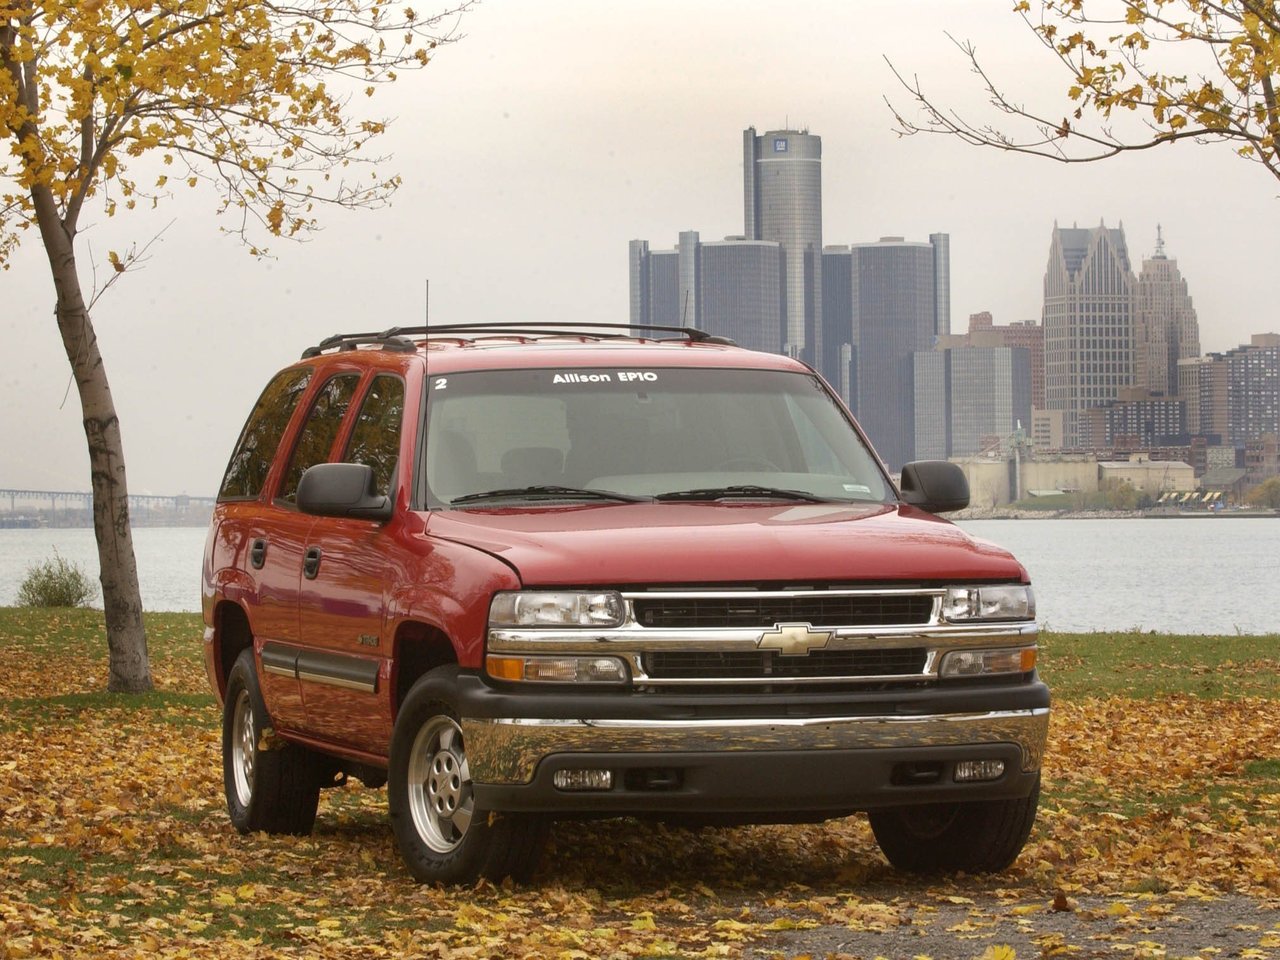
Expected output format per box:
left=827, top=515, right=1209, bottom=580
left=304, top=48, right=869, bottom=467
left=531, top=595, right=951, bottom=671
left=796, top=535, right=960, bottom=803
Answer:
left=628, top=232, right=785, bottom=350
left=1042, top=222, right=1137, bottom=448
left=696, top=239, right=785, bottom=352
left=743, top=127, right=822, bottom=365
left=1178, top=355, right=1229, bottom=440
left=629, top=240, right=679, bottom=329
left=1135, top=227, right=1200, bottom=397
left=912, top=352, right=948, bottom=461
left=949, top=347, right=1032, bottom=457
left=1223, top=334, right=1280, bottom=445
left=1081, top=392, right=1188, bottom=449
left=822, top=246, right=855, bottom=406
left=930, top=232, right=951, bottom=338
left=1179, top=334, right=1280, bottom=447
left=848, top=236, right=948, bottom=471
left=913, top=347, right=1032, bottom=460
left=941, top=312, right=1046, bottom=411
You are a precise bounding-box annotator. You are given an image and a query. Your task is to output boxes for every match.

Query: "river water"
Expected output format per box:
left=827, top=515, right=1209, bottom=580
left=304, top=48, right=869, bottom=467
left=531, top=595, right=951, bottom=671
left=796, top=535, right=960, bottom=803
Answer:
left=0, top=518, right=1276, bottom=634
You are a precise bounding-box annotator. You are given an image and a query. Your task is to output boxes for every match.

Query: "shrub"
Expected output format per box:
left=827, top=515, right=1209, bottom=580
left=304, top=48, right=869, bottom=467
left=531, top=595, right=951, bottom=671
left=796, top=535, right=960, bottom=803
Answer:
left=17, top=555, right=97, bottom=608
left=1245, top=477, right=1280, bottom=509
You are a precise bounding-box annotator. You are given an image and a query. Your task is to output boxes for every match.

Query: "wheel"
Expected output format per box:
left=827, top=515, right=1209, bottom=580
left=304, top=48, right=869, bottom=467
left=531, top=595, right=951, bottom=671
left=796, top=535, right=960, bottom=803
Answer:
left=715, top=457, right=781, bottom=472
left=868, top=775, right=1040, bottom=874
left=388, top=669, right=548, bottom=884
left=222, top=649, right=321, bottom=835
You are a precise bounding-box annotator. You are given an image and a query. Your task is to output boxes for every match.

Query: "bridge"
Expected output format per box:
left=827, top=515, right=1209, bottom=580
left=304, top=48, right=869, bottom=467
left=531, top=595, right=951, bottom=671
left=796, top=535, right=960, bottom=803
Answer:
left=0, top=488, right=217, bottom=513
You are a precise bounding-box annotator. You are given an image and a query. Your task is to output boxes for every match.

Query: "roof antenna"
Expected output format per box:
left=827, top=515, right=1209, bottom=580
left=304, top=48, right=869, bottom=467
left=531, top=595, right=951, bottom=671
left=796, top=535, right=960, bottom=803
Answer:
left=1154, top=224, right=1166, bottom=258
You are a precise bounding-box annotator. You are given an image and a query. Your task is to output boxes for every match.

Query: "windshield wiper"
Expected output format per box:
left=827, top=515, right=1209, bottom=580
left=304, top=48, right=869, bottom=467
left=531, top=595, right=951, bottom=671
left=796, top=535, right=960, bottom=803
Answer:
left=450, top=485, right=649, bottom=505
left=653, top=484, right=828, bottom=503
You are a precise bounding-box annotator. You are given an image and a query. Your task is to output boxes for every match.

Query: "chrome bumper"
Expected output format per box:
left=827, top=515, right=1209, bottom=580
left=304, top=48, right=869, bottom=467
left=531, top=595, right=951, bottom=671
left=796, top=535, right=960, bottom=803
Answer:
left=462, top=707, right=1049, bottom=785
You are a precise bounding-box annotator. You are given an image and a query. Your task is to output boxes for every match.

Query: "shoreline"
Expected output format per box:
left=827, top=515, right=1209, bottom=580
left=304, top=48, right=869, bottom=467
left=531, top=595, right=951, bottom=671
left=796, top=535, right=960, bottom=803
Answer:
left=953, top=507, right=1278, bottom=520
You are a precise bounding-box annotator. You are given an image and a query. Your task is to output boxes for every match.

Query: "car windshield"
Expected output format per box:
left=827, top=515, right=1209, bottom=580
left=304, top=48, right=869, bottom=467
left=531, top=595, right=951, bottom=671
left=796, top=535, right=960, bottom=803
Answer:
left=421, top=367, right=892, bottom=507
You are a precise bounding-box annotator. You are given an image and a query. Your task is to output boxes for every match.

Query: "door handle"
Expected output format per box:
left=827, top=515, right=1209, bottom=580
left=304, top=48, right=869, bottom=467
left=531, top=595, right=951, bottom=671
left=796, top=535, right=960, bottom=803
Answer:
left=302, top=546, right=323, bottom=580
left=250, top=538, right=267, bottom=569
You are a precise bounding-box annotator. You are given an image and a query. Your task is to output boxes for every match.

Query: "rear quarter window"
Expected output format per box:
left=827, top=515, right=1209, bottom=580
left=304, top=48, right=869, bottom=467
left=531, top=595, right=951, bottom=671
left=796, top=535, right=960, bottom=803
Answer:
left=218, top=367, right=314, bottom=501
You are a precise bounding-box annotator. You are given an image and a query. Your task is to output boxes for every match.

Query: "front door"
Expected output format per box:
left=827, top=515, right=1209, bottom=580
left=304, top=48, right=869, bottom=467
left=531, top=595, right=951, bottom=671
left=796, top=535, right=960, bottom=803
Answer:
left=296, top=373, right=406, bottom=752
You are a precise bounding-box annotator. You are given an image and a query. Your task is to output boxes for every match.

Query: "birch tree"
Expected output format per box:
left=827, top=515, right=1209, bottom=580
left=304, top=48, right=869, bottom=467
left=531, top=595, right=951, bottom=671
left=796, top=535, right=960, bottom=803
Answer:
left=1, top=0, right=467, bottom=691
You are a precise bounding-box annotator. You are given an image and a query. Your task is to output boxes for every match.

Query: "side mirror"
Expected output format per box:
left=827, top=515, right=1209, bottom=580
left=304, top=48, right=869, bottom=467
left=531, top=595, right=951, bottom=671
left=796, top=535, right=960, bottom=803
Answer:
left=297, top=462, right=393, bottom=522
left=899, top=461, right=969, bottom=514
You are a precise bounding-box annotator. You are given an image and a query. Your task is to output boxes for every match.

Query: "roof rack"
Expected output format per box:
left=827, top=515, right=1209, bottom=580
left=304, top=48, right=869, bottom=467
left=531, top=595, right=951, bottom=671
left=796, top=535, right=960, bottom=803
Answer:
left=300, top=322, right=735, bottom=358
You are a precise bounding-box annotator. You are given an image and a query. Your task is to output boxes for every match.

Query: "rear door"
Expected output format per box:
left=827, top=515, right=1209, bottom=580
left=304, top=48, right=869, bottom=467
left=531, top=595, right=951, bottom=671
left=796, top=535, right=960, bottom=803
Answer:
left=210, top=366, right=314, bottom=728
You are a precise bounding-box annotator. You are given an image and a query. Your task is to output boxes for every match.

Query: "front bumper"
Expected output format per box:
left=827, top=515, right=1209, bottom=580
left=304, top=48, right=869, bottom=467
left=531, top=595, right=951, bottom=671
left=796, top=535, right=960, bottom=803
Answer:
left=434, top=671, right=1050, bottom=816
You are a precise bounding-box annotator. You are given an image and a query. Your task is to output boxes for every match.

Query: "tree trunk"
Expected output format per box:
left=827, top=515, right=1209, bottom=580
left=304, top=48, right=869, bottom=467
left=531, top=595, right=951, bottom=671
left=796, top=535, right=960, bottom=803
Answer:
left=31, top=190, right=153, bottom=693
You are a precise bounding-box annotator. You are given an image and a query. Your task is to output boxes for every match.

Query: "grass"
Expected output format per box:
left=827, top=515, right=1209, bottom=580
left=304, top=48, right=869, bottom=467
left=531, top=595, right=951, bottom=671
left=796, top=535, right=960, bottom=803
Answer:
left=0, top=606, right=201, bottom=657
left=1038, top=628, right=1280, bottom=699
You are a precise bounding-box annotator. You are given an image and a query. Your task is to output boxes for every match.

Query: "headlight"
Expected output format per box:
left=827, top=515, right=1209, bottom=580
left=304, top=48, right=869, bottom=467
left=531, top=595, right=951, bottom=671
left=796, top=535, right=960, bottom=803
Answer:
left=489, top=591, right=626, bottom=628
left=942, top=585, right=1035, bottom=622
left=940, top=646, right=1037, bottom=678
left=486, top=654, right=629, bottom=685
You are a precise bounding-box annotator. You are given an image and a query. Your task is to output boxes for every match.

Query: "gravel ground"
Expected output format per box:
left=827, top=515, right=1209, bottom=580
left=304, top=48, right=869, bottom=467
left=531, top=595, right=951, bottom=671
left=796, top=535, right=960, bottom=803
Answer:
left=749, top=893, right=1280, bottom=960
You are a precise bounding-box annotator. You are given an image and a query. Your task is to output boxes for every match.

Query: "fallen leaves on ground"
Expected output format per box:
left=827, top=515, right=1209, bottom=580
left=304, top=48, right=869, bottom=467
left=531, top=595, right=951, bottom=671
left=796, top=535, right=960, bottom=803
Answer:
left=2, top=617, right=1278, bottom=958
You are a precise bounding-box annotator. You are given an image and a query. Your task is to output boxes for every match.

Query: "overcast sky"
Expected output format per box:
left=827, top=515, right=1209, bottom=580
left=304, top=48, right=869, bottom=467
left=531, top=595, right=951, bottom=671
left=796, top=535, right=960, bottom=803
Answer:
left=5, top=0, right=1278, bottom=495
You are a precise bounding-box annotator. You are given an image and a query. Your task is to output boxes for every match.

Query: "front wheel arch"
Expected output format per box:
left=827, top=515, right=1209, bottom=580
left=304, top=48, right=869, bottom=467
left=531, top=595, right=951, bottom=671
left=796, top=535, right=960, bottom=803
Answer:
left=387, top=666, right=547, bottom=884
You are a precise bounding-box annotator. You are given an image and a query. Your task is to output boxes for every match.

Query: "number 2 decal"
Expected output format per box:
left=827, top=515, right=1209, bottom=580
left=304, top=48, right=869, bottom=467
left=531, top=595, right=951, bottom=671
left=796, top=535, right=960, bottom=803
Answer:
left=433, top=378, right=448, bottom=390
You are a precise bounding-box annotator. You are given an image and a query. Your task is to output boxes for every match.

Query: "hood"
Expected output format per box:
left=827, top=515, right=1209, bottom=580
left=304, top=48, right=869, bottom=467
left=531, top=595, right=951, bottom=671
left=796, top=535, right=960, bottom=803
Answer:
left=425, top=502, right=1028, bottom=586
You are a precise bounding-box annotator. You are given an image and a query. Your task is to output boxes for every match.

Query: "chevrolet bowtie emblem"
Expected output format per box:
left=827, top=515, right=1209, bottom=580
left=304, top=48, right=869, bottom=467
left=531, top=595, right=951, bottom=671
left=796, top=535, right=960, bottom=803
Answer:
left=757, top=623, right=832, bottom=656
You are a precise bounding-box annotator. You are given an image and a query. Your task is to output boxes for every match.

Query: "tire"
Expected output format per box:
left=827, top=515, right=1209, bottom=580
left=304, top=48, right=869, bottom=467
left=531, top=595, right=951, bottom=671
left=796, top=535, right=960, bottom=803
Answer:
left=388, top=669, right=549, bottom=884
left=222, top=649, right=321, bottom=835
left=869, top=775, right=1040, bottom=874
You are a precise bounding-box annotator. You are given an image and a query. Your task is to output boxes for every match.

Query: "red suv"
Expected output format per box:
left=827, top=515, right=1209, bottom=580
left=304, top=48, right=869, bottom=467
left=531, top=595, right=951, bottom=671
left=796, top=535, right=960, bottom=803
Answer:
left=202, top=323, right=1047, bottom=883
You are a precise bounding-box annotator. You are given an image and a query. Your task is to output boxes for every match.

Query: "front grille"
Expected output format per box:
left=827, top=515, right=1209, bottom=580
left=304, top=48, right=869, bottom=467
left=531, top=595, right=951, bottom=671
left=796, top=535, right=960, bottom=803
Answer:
left=632, top=594, right=934, bottom=629
left=643, top=647, right=928, bottom=680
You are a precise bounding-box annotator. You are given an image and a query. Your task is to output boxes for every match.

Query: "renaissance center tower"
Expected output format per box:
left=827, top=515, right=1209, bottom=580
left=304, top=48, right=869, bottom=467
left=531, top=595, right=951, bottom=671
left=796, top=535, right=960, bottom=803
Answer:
left=743, top=126, right=822, bottom=365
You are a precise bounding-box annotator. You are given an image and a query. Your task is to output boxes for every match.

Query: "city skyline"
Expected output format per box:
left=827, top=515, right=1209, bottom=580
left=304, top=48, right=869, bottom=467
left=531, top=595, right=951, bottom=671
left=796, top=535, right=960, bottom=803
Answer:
left=5, top=1, right=1279, bottom=494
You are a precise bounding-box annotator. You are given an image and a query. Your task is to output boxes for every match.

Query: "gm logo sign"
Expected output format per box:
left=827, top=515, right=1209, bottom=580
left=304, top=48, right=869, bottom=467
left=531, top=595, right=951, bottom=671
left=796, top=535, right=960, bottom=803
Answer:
left=773, top=138, right=788, bottom=152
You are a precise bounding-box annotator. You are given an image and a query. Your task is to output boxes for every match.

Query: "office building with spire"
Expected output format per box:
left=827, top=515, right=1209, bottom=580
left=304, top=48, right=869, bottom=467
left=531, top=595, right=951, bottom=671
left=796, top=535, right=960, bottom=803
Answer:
left=1135, top=227, right=1201, bottom=398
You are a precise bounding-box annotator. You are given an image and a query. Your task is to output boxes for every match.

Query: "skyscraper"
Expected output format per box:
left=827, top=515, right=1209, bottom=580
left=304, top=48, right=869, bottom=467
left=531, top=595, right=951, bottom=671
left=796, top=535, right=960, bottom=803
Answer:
left=1135, top=227, right=1200, bottom=398
left=951, top=312, right=1046, bottom=412
left=846, top=237, right=947, bottom=471
left=629, top=232, right=785, bottom=350
left=913, top=347, right=1032, bottom=461
left=628, top=240, right=679, bottom=328
left=822, top=247, right=856, bottom=406
left=696, top=239, right=785, bottom=352
left=743, top=127, right=822, bottom=365
left=1042, top=222, right=1137, bottom=448
left=1223, top=335, right=1280, bottom=445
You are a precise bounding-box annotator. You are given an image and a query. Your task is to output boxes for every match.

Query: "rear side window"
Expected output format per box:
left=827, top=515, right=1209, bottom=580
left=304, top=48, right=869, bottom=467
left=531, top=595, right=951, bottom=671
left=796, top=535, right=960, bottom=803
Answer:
left=278, top=373, right=362, bottom=503
left=343, top=374, right=405, bottom=496
left=218, top=367, right=314, bottom=501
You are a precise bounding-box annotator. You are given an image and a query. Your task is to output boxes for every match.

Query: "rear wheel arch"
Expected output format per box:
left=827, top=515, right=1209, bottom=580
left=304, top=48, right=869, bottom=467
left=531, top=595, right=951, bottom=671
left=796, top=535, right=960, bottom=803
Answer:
left=213, top=601, right=254, bottom=698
